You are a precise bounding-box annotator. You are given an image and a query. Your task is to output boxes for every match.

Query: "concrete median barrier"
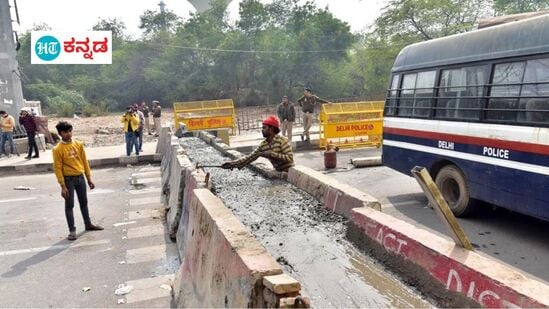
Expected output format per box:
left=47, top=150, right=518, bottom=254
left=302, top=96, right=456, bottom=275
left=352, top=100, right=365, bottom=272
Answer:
left=166, top=152, right=193, bottom=239
left=173, top=188, right=285, bottom=307
left=175, top=168, right=207, bottom=256
left=160, top=136, right=180, bottom=205
left=287, top=165, right=381, bottom=217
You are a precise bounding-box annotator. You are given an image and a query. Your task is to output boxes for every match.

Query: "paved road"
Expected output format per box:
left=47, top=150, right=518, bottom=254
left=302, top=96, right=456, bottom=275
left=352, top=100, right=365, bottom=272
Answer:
left=294, top=148, right=549, bottom=283
left=0, top=165, right=178, bottom=307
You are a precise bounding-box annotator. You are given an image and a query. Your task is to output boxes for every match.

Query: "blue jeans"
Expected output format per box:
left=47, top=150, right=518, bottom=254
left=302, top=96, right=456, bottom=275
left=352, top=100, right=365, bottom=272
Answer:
left=0, top=132, right=16, bottom=155
left=136, top=129, right=143, bottom=151
left=125, top=131, right=139, bottom=156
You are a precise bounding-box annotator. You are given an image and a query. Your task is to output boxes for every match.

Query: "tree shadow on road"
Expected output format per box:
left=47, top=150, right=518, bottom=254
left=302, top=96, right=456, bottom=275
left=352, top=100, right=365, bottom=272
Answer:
left=1, top=231, right=85, bottom=278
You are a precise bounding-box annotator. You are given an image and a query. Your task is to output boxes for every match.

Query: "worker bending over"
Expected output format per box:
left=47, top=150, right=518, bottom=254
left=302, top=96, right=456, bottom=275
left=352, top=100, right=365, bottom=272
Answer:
left=221, top=116, right=294, bottom=172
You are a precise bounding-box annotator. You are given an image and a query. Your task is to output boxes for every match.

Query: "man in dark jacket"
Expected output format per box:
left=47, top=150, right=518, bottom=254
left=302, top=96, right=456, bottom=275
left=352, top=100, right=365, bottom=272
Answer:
left=19, top=108, right=39, bottom=159
left=297, top=87, right=331, bottom=142
left=276, top=96, right=296, bottom=142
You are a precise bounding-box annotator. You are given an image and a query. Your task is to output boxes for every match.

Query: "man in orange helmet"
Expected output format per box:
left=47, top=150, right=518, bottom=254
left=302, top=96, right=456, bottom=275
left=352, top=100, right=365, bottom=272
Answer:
left=221, top=115, right=294, bottom=172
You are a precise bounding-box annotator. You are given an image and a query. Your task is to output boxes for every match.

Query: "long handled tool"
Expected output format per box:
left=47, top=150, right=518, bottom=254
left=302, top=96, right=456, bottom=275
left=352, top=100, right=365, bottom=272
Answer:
left=196, top=163, right=233, bottom=170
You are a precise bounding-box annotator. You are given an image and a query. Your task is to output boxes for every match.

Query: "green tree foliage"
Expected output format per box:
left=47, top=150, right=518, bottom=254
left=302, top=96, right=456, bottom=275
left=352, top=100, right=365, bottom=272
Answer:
left=17, top=0, right=545, bottom=115
left=93, top=18, right=127, bottom=39
left=374, top=0, right=491, bottom=40
left=494, top=0, right=549, bottom=15
left=139, top=9, right=183, bottom=36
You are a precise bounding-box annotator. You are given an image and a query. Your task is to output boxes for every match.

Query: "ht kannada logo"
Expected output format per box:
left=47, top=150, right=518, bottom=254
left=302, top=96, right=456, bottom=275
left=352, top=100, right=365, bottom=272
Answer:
left=35, top=35, right=61, bottom=61
left=31, top=31, right=112, bottom=64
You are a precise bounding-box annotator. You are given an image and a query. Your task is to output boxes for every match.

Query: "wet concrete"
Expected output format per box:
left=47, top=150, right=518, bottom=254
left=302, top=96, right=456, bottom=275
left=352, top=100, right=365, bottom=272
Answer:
left=180, top=138, right=432, bottom=308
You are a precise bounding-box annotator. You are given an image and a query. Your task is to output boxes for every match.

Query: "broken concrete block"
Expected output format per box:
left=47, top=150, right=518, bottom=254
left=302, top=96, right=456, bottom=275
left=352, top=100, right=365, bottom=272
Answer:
left=263, top=274, right=301, bottom=295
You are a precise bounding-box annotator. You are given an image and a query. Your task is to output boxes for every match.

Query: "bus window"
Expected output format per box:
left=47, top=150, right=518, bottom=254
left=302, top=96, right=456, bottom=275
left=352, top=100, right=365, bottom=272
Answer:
left=385, top=74, right=400, bottom=116
left=435, top=66, right=487, bottom=120
left=413, top=71, right=436, bottom=118
left=397, top=71, right=436, bottom=117
left=397, top=73, right=417, bottom=116
left=487, top=62, right=525, bottom=122
left=518, top=58, right=549, bottom=124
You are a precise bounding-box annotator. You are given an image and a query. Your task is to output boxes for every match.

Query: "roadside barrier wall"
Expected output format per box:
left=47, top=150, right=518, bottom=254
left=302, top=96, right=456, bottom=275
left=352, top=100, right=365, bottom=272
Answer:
left=159, top=132, right=308, bottom=308
left=287, top=165, right=381, bottom=218
left=193, top=132, right=549, bottom=308
left=160, top=135, right=179, bottom=206
left=175, top=189, right=286, bottom=307
left=166, top=151, right=193, bottom=239
left=349, top=207, right=549, bottom=308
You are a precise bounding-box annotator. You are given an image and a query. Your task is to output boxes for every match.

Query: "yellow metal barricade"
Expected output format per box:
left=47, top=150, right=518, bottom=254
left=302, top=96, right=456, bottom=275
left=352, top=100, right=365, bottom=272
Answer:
left=319, top=101, right=384, bottom=148
left=173, top=99, right=236, bottom=133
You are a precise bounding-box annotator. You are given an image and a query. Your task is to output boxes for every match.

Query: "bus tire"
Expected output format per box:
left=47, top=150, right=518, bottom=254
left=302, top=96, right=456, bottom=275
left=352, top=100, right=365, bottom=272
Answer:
left=435, top=165, right=475, bottom=217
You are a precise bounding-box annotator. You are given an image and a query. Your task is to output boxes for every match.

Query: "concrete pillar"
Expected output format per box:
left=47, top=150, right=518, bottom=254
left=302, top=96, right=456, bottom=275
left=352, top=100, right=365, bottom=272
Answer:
left=0, top=0, right=24, bottom=116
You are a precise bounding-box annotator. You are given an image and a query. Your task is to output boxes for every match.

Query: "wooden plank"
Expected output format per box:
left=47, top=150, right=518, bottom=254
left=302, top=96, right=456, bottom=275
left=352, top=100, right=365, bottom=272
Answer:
left=411, top=166, right=473, bottom=251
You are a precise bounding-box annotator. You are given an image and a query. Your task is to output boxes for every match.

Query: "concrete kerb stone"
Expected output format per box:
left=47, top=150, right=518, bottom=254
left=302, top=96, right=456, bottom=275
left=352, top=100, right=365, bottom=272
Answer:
left=155, top=125, right=173, bottom=155
left=176, top=168, right=207, bottom=258
left=0, top=155, right=161, bottom=177
left=166, top=153, right=194, bottom=239
left=13, top=163, right=52, bottom=174
left=160, top=137, right=181, bottom=204
left=287, top=165, right=381, bottom=218
left=348, top=207, right=549, bottom=308
left=174, top=189, right=285, bottom=308
left=0, top=165, right=17, bottom=174
left=89, top=157, right=118, bottom=167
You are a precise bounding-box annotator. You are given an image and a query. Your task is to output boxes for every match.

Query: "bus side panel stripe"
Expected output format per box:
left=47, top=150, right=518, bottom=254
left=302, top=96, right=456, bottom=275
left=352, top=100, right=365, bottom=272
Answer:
left=384, top=127, right=549, bottom=155
left=383, top=139, right=549, bottom=176
left=384, top=132, right=549, bottom=167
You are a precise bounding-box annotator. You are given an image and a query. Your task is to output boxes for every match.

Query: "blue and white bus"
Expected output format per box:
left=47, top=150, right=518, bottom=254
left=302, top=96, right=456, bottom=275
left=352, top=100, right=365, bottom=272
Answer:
left=382, top=14, right=549, bottom=220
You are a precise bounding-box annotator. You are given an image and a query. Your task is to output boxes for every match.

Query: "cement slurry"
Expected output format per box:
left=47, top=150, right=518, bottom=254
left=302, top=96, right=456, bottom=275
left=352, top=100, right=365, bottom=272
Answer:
left=180, top=138, right=432, bottom=308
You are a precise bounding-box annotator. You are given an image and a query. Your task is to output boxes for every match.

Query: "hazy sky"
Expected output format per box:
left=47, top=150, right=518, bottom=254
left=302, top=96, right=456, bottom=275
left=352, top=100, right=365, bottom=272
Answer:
left=14, top=0, right=387, bottom=36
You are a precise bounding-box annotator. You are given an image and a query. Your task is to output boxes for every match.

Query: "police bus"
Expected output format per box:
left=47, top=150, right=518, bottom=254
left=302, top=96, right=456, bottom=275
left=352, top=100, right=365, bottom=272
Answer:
left=382, top=14, right=549, bottom=220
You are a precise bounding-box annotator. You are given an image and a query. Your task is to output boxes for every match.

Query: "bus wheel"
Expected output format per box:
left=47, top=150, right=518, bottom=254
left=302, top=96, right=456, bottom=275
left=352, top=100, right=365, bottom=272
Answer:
left=435, top=165, right=475, bottom=216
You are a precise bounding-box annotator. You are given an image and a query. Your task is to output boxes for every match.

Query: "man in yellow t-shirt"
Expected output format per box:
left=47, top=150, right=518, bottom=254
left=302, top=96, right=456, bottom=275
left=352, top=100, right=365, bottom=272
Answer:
left=52, top=121, right=103, bottom=241
left=0, top=110, right=17, bottom=157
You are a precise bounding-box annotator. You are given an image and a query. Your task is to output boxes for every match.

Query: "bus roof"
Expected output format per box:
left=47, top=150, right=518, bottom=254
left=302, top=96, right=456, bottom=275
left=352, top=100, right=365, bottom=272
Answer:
left=392, top=14, right=549, bottom=73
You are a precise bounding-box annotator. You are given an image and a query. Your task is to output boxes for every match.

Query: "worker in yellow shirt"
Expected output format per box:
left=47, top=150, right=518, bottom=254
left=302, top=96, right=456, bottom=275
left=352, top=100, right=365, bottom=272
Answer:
left=52, top=121, right=103, bottom=241
left=0, top=110, right=18, bottom=157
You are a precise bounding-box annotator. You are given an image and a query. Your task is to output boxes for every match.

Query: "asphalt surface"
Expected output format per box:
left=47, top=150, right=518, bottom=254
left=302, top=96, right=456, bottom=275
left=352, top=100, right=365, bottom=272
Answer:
left=0, top=165, right=178, bottom=307
left=294, top=147, right=549, bottom=283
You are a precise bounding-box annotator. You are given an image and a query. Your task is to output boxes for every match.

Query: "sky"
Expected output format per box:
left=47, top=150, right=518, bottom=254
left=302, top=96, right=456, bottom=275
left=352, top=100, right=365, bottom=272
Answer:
left=14, top=0, right=388, bottom=36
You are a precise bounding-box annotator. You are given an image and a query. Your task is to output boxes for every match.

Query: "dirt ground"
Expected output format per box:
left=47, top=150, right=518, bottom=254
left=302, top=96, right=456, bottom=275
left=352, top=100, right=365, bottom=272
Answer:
left=43, top=105, right=285, bottom=147
left=46, top=111, right=175, bottom=147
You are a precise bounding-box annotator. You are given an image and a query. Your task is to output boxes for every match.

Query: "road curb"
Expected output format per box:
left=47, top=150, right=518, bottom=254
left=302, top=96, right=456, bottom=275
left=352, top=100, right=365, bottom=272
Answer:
left=0, top=154, right=161, bottom=176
